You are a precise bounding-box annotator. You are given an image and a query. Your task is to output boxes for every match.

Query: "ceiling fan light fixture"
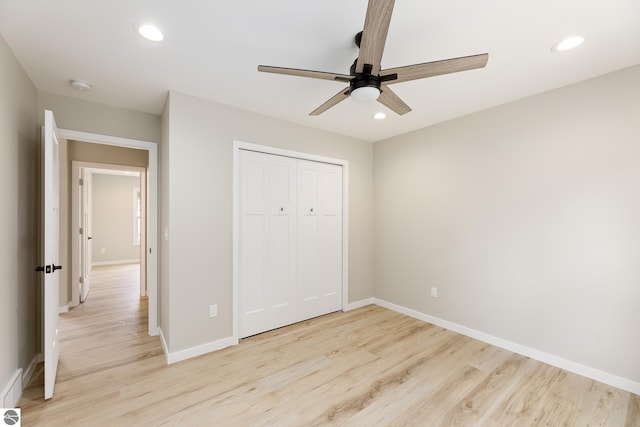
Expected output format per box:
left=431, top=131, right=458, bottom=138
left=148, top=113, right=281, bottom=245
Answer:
left=350, top=86, right=380, bottom=103
left=551, top=35, right=584, bottom=52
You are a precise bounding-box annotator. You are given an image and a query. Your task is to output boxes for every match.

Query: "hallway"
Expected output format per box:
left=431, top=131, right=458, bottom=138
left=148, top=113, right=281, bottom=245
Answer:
left=19, top=264, right=164, bottom=423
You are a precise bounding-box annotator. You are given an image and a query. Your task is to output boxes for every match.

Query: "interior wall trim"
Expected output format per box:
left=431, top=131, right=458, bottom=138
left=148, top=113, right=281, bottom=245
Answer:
left=160, top=327, right=238, bottom=365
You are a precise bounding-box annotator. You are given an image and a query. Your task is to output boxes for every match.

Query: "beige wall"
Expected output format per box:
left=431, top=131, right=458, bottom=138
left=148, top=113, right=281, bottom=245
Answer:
left=38, top=92, right=161, bottom=143
left=374, top=65, right=640, bottom=383
left=91, top=174, right=141, bottom=264
left=162, top=91, right=374, bottom=352
left=68, top=140, right=150, bottom=167
left=0, top=35, right=39, bottom=393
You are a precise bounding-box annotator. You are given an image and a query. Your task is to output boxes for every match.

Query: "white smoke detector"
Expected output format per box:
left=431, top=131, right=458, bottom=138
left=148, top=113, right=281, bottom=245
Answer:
left=69, top=79, right=92, bottom=91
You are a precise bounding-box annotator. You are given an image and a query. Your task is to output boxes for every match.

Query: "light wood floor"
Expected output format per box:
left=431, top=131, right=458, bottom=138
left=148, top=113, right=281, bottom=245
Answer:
left=19, top=264, right=639, bottom=426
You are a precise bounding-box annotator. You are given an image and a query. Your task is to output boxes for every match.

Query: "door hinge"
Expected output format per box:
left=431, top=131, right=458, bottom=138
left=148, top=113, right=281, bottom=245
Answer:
left=79, top=276, right=84, bottom=284
left=79, top=227, right=83, bottom=235
left=79, top=178, right=84, bottom=185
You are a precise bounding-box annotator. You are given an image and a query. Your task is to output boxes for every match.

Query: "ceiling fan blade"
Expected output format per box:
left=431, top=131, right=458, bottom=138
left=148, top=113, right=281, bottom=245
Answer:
left=380, top=53, right=488, bottom=85
left=377, top=86, right=411, bottom=115
left=309, top=88, right=351, bottom=116
left=356, top=0, right=395, bottom=75
left=258, top=65, right=352, bottom=83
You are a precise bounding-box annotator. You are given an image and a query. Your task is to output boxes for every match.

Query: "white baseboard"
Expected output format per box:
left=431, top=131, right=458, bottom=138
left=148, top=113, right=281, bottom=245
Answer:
left=1, top=354, right=43, bottom=408
left=1, top=369, right=22, bottom=408
left=91, top=259, right=140, bottom=267
left=373, top=298, right=640, bottom=395
left=159, top=327, right=169, bottom=364
left=159, top=327, right=238, bottom=365
left=345, top=297, right=374, bottom=311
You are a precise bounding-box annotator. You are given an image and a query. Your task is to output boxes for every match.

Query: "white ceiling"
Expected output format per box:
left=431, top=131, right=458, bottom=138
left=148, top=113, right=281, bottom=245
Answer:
left=1, top=0, right=639, bottom=142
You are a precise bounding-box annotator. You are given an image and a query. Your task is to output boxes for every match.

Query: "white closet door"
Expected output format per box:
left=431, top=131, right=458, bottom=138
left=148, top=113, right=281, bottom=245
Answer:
left=297, top=160, right=343, bottom=321
left=239, top=151, right=297, bottom=337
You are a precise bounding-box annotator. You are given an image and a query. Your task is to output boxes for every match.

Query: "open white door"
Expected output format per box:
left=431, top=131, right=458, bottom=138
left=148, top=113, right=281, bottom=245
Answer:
left=71, top=166, right=91, bottom=306
left=80, top=168, right=91, bottom=302
left=41, top=110, right=61, bottom=400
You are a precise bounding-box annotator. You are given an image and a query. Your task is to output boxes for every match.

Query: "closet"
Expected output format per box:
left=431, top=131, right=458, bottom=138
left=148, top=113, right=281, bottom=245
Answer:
left=238, top=149, right=343, bottom=338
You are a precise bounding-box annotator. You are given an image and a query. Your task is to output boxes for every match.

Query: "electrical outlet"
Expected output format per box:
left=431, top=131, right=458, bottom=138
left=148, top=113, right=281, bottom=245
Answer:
left=430, top=287, right=438, bottom=298
left=209, top=304, right=218, bottom=318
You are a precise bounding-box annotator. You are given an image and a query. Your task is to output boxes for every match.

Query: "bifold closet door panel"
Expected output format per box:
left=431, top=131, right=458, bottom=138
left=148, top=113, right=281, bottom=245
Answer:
left=239, top=150, right=297, bottom=338
left=267, top=156, right=298, bottom=328
left=297, top=160, right=343, bottom=321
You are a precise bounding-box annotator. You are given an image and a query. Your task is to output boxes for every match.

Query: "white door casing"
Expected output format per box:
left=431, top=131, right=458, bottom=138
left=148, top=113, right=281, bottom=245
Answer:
left=236, top=144, right=346, bottom=339
left=42, top=110, right=61, bottom=400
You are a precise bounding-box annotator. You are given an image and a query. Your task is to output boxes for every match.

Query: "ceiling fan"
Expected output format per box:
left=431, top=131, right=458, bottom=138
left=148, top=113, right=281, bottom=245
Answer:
left=258, top=0, right=488, bottom=116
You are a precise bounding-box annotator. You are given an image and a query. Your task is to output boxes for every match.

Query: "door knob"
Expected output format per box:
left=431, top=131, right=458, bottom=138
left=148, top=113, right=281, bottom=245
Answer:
left=35, top=266, right=45, bottom=272
left=52, top=264, right=63, bottom=272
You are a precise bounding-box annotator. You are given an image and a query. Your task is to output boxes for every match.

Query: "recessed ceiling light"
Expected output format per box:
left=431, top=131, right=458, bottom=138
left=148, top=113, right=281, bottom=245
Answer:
left=373, top=112, right=386, bottom=120
left=135, top=23, right=164, bottom=42
left=69, top=79, right=92, bottom=91
left=551, top=35, right=584, bottom=52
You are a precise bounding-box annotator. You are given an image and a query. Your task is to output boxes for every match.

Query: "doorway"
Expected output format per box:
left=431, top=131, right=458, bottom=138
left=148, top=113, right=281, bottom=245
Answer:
left=59, top=128, right=158, bottom=336
left=71, top=163, right=147, bottom=306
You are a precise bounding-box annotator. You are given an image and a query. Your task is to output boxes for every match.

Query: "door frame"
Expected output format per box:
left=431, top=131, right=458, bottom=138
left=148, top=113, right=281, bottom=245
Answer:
left=71, top=162, right=147, bottom=305
left=232, top=140, right=349, bottom=341
left=59, top=128, right=159, bottom=336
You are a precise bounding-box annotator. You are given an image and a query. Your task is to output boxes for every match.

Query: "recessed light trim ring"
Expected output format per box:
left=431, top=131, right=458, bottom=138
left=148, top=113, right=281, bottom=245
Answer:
left=551, top=35, right=584, bottom=52
left=134, top=23, right=164, bottom=42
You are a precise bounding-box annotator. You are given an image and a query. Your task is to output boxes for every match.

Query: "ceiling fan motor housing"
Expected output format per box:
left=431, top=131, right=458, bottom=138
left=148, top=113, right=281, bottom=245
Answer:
left=349, top=59, right=381, bottom=92
left=350, top=72, right=381, bottom=92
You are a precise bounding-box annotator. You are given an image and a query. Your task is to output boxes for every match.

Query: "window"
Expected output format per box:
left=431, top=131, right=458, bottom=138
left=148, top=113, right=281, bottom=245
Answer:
left=133, top=187, right=141, bottom=245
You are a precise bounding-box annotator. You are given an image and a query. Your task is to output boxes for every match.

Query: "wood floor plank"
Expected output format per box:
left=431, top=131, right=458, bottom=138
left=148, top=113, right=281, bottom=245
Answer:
left=17, top=264, right=639, bottom=426
left=439, top=354, right=539, bottom=426
left=573, top=380, right=628, bottom=426
left=489, top=363, right=569, bottom=425
left=627, top=393, right=640, bottom=427
left=388, top=365, right=488, bottom=426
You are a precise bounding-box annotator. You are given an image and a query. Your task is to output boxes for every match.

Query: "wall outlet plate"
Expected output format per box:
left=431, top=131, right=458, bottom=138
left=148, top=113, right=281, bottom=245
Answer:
left=209, top=304, right=218, bottom=318
left=430, top=287, right=438, bottom=298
